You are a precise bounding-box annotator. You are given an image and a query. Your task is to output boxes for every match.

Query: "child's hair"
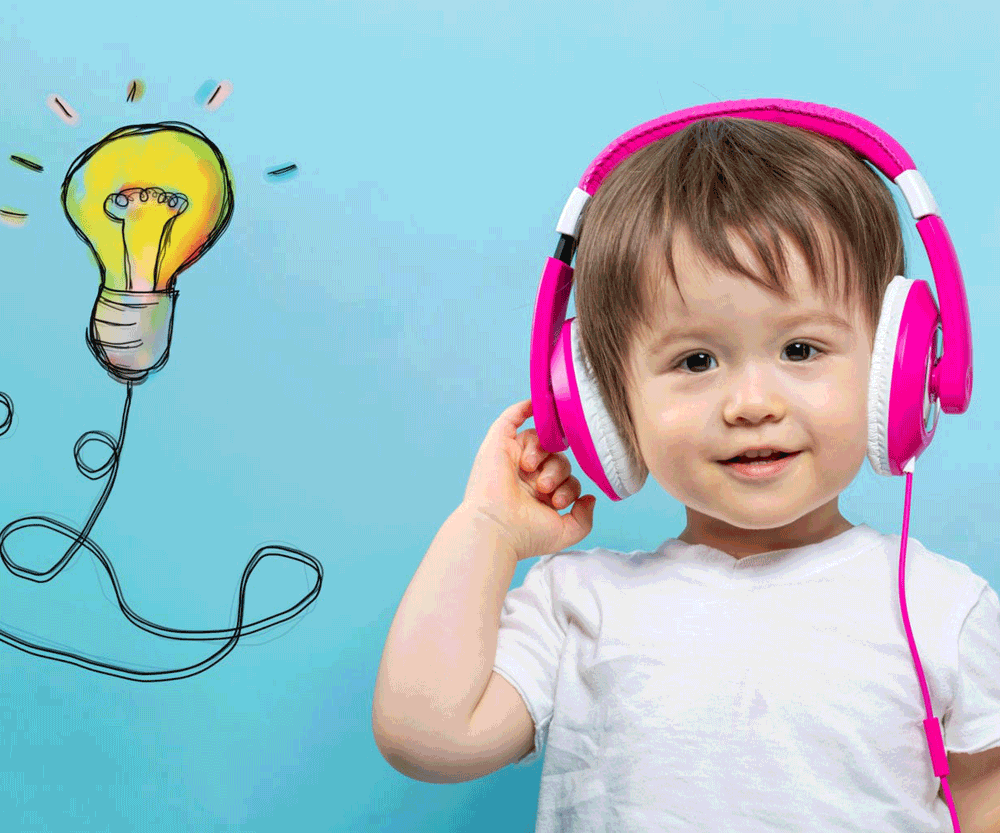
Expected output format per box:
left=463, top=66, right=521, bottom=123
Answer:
left=574, top=117, right=906, bottom=473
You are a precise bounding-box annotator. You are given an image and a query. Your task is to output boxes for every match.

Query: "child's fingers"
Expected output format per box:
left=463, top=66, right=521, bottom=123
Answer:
left=533, top=454, right=572, bottom=493
left=550, top=477, right=581, bottom=509
left=556, top=493, right=596, bottom=550
left=499, top=404, right=582, bottom=509
left=492, top=399, right=533, bottom=442
left=517, top=429, right=550, bottom=473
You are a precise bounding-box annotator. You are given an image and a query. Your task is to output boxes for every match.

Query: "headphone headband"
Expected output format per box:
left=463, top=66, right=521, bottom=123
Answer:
left=557, top=99, right=937, bottom=240
left=582, top=99, right=914, bottom=192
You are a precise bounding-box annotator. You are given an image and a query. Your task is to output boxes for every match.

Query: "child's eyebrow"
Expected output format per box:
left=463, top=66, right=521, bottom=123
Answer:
left=647, top=310, right=853, bottom=355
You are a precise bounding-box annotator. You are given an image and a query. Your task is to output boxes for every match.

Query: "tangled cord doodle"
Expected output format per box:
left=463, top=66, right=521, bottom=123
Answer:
left=0, top=385, right=323, bottom=682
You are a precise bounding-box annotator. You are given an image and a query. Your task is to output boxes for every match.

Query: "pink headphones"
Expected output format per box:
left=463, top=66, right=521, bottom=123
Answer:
left=529, top=98, right=972, bottom=502
left=528, top=98, right=974, bottom=830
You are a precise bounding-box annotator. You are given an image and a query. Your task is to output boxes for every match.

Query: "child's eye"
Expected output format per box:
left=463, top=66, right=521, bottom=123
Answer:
left=672, top=342, right=824, bottom=374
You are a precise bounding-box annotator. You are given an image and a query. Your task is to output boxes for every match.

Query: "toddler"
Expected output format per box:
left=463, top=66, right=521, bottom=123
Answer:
left=373, top=110, right=1000, bottom=831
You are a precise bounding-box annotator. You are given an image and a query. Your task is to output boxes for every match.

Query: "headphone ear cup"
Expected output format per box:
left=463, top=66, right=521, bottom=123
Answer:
left=558, top=322, right=647, bottom=500
left=867, top=275, right=942, bottom=477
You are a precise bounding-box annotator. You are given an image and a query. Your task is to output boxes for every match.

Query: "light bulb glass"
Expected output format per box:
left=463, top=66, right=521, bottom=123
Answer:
left=61, top=122, right=234, bottom=382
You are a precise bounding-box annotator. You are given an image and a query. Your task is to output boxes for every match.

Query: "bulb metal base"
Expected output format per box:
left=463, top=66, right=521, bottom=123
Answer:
left=86, top=287, right=178, bottom=384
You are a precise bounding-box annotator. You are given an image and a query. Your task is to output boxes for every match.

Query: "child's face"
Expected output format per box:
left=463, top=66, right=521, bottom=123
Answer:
left=626, top=226, right=873, bottom=560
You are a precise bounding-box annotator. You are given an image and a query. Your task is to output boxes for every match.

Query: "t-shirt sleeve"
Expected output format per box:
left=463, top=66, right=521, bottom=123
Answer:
left=944, top=582, right=1000, bottom=754
left=492, top=553, right=566, bottom=767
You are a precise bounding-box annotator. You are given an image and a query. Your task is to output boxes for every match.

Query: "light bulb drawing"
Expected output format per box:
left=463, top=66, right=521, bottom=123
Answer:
left=0, top=93, right=322, bottom=683
left=62, top=122, right=234, bottom=383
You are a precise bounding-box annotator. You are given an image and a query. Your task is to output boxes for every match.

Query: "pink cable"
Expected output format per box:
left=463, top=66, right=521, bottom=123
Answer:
left=900, top=468, right=961, bottom=831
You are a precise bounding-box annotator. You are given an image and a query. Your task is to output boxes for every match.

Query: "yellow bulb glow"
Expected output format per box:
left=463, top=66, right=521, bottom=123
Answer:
left=63, top=123, right=233, bottom=291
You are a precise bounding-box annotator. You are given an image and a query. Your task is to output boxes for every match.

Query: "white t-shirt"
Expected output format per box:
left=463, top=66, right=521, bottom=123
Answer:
left=493, top=523, right=1000, bottom=832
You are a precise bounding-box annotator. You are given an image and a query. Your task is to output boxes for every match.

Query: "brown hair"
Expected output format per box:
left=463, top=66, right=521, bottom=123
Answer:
left=574, top=117, right=905, bottom=473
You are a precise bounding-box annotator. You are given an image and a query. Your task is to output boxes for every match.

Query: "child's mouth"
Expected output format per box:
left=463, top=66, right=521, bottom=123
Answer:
left=719, top=451, right=801, bottom=478
left=726, top=452, right=792, bottom=464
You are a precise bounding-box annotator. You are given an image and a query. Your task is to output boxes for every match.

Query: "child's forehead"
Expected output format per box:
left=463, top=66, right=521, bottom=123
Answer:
left=643, top=254, right=842, bottom=318
left=641, top=221, right=855, bottom=316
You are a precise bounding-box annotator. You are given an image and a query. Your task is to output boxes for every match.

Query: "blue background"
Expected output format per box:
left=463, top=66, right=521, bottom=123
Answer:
left=0, top=1, right=996, bottom=831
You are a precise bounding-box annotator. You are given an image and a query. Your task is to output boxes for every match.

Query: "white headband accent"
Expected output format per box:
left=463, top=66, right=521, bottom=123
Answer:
left=556, top=187, right=591, bottom=238
left=894, top=170, right=939, bottom=219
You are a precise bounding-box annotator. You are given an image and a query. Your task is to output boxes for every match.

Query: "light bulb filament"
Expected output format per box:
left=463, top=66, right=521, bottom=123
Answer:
left=103, top=187, right=190, bottom=291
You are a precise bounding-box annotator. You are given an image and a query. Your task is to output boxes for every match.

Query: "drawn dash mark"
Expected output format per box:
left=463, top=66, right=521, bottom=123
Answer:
left=46, top=93, right=80, bottom=125
left=265, top=162, right=299, bottom=182
left=126, top=79, right=146, bottom=102
left=196, top=79, right=233, bottom=112
left=0, top=207, right=29, bottom=227
left=10, top=155, right=43, bottom=172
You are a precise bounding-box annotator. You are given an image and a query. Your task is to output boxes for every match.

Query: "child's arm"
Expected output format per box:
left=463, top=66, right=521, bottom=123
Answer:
left=371, top=506, right=533, bottom=782
left=371, top=400, right=596, bottom=782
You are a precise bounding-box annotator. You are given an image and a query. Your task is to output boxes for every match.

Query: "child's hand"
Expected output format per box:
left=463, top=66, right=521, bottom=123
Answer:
left=460, top=399, right=596, bottom=561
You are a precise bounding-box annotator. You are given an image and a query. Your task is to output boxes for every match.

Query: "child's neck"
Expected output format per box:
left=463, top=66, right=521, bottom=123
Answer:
left=677, top=509, right=855, bottom=560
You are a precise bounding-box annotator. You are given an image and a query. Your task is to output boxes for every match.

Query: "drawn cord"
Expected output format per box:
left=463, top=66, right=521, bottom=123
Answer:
left=0, top=386, right=323, bottom=681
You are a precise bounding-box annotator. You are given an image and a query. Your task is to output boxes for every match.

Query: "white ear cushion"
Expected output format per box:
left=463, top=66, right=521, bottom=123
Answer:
left=569, top=323, right=648, bottom=498
left=867, top=275, right=912, bottom=477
